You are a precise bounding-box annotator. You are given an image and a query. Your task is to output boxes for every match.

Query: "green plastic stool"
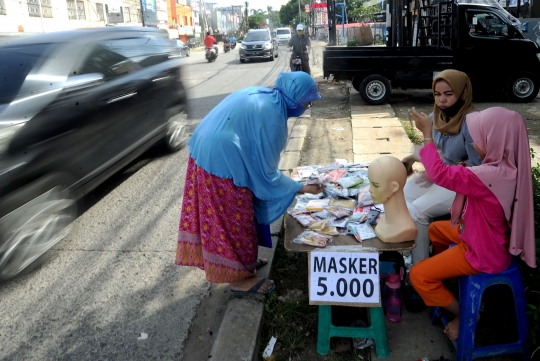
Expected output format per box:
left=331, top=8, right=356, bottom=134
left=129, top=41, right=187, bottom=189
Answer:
left=316, top=305, right=390, bottom=358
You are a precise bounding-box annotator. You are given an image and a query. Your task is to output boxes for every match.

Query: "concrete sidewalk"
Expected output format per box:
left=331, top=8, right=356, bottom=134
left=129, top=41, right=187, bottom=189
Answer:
left=207, top=40, right=456, bottom=361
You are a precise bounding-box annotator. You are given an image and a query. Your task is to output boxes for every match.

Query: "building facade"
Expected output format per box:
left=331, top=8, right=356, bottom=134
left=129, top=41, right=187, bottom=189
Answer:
left=0, top=0, right=145, bottom=34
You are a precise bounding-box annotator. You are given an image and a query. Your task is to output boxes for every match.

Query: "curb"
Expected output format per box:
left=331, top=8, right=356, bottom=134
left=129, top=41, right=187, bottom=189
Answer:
left=208, top=114, right=309, bottom=361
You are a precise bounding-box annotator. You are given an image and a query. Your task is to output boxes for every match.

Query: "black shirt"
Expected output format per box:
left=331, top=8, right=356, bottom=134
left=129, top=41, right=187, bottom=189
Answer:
left=288, top=34, right=311, bottom=54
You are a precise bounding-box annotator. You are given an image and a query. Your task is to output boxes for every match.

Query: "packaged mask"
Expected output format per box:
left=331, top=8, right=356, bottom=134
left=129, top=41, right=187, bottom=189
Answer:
left=326, top=206, right=353, bottom=219
left=357, top=185, right=374, bottom=207
left=328, top=198, right=356, bottom=209
left=293, top=214, right=317, bottom=227
left=308, top=219, right=330, bottom=231
left=306, top=198, right=330, bottom=211
left=337, top=175, right=364, bottom=189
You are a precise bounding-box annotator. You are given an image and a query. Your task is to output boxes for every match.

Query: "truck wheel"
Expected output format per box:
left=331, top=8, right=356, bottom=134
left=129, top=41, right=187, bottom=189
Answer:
left=506, top=73, right=539, bottom=103
left=359, top=74, right=391, bottom=105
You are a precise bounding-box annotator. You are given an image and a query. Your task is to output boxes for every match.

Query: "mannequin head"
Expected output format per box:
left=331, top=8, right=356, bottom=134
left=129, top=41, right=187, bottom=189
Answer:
left=368, top=156, right=407, bottom=204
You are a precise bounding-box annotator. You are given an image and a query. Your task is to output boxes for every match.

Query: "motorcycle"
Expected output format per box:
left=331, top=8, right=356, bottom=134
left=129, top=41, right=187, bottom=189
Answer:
left=223, top=42, right=230, bottom=53
left=230, top=41, right=236, bottom=50
left=291, top=55, right=302, bottom=72
left=205, top=45, right=218, bottom=62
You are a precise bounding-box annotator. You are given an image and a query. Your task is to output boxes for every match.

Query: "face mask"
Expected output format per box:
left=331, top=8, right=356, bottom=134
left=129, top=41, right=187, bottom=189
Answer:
left=287, top=106, right=306, bottom=118
left=438, top=98, right=464, bottom=118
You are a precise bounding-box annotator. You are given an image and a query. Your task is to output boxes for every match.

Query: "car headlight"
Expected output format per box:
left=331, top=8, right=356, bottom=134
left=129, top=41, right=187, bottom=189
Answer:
left=264, top=43, right=272, bottom=49
left=240, top=44, right=247, bottom=50
left=0, top=126, right=19, bottom=153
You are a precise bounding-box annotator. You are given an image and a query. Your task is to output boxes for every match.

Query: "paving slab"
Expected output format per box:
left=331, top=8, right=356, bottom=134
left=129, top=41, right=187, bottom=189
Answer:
left=351, top=110, right=394, bottom=118
left=352, top=117, right=403, bottom=128
left=285, top=137, right=304, bottom=152
left=353, top=127, right=408, bottom=140
left=353, top=139, right=414, bottom=155
left=354, top=152, right=411, bottom=163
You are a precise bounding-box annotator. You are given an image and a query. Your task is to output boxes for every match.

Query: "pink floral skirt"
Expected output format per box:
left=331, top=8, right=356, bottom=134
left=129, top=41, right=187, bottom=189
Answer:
left=175, top=156, right=259, bottom=283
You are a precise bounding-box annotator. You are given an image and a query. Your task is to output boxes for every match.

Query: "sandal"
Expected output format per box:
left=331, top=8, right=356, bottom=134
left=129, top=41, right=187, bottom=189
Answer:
left=255, top=258, right=268, bottom=270
left=230, top=278, right=275, bottom=295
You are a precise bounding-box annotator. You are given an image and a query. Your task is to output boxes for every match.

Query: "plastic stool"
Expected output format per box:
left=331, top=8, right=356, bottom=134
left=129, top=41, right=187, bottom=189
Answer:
left=317, top=305, right=389, bottom=358
left=430, top=258, right=530, bottom=361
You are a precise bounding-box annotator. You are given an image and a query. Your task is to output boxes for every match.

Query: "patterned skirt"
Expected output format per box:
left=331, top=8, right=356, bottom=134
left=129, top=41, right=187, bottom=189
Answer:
left=175, top=156, right=259, bottom=283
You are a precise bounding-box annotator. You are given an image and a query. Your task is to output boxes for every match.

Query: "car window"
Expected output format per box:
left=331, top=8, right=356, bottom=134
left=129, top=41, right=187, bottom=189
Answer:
left=244, top=32, right=270, bottom=42
left=101, top=36, right=173, bottom=67
left=0, top=44, right=52, bottom=104
left=467, top=11, right=508, bottom=37
left=277, top=29, right=290, bottom=35
left=77, top=46, right=140, bottom=79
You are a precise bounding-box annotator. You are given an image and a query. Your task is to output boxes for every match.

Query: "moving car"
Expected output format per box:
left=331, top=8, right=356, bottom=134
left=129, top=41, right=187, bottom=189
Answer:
left=275, top=27, right=292, bottom=45
left=239, top=29, right=278, bottom=63
left=0, top=27, right=188, bottom=281
left=173, top=39, right=190, bottom=57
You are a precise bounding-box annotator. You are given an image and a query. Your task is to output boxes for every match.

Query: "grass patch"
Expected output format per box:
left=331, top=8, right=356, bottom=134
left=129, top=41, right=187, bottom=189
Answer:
left=259, top=236, right=372, bottom=360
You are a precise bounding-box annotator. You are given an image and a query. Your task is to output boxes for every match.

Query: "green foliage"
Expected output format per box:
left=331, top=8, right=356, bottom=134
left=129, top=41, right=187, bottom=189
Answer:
left=248, top=13, right=265, bottom=29
left=279, top=0, right=311, bottom=27
left=347, top=39, right=359, bottom=46
left=349, top=5, right=378, bottom=23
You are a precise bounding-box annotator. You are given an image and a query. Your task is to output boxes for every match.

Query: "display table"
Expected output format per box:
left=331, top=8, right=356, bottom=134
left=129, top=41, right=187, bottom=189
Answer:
left=284, top=206, right=416, bottom=358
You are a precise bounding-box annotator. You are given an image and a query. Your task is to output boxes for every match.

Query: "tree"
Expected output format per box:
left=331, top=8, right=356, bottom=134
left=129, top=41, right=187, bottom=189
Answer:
left=346, top=0, right=373, bottom=23
left=349, top=4, right=377, bottom=23
left=248, top=13, right=265, bottom=28
left=279, top=0, right=310, bottom=27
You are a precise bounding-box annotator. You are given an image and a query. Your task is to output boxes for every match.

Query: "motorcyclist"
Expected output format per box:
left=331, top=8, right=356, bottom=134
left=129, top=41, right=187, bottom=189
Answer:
left=230, top=35, right=237, bottom=49
left=223, top=35, right=230, bottom=51
left=287, top=24, right=311, bottom=75
left=204, top=31, right=218, bottom=54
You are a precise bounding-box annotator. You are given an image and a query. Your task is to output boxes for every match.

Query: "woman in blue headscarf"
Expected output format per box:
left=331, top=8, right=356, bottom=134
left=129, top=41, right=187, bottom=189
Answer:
left=175, top=72, right=323, bottom=294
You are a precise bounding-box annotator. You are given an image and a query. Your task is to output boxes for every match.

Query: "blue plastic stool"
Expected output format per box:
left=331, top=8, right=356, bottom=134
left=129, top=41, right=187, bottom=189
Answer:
left=430, top=258, right=530, bottom=361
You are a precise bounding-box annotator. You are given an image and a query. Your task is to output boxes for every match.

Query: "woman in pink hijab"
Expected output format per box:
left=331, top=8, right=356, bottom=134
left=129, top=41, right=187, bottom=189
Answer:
left=409, top=106, right=536, bottom=341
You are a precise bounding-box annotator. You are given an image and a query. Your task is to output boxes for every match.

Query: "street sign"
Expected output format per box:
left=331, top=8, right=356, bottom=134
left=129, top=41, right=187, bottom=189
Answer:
left=309, top=249, right=380, bottom=307
left=305, top=4, right=310, bottom=12
left=312, top=3, right=327, bottom=8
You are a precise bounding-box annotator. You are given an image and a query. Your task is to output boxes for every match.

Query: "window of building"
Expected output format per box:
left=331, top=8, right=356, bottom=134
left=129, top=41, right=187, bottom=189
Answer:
left=41, top=0, right=52, bottom=17
left=96, top=3, right=104, bottom=20
left=124, top=6, right=130, bottom=21
left=27, top=0, right=40, bottom=17
left=0, top=0, right=7, bottom=15
left=77, top=0, right=85, bottom=19
left=67, top=0, right=77, bottom=19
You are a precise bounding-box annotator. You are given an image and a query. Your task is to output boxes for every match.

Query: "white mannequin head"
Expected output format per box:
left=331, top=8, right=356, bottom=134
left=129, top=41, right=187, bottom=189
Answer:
left=367, top=156, right=407, bottom=204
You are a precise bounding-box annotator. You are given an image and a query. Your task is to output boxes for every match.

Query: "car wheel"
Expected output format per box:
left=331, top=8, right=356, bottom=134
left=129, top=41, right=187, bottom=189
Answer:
left=359, top=74, right=391, bottom=105
left=164, top=108, right=189, bottom=152
left=240, top=59, right=245, bottom=63
left=0, top=176, right=76, bottom=282
left=506, top=72, right=539, bottom=103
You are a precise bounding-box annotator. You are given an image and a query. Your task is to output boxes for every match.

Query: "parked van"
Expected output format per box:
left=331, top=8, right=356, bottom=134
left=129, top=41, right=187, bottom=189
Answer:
left=275, top=27, right=292, bottom=44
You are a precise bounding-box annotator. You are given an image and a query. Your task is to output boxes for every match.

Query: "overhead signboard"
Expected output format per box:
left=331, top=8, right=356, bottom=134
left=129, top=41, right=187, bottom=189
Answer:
left=312, top=3, right=327, bottom=8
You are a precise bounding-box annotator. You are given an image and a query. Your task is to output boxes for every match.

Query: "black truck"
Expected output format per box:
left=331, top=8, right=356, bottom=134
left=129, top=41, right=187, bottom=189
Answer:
left=323, top=1, right=540, bottom=104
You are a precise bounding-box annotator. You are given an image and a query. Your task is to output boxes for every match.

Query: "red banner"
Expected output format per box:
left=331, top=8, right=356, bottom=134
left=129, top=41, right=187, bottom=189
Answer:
left=311, top=3, right=327, bottom=8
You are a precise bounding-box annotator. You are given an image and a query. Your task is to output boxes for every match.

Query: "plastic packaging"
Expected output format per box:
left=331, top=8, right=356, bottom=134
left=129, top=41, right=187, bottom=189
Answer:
left=385, top=273, right=402, bottom=323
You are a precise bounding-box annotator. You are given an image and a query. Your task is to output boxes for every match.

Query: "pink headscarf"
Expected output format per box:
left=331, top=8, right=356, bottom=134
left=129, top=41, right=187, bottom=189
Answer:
left=451, top=107, right=536, bottom=268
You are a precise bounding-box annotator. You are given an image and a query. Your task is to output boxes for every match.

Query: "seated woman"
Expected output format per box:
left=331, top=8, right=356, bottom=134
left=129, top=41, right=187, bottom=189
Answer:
left=409, top=107, right=536, bottom=341
left=403, top=70, right=482, bottom=266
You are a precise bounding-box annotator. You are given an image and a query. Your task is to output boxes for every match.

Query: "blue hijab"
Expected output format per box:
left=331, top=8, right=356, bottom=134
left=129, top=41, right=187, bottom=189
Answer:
left=188, top=72, right=321, bottom=224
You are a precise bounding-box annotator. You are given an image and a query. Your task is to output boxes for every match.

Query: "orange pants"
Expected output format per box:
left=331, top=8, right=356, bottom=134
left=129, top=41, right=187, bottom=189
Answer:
left=409, top=221, right=479, bottom=307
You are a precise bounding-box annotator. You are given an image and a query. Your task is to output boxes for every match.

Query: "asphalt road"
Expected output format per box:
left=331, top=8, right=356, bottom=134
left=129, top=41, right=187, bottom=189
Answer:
left=0, top=44, right=293, bottom=361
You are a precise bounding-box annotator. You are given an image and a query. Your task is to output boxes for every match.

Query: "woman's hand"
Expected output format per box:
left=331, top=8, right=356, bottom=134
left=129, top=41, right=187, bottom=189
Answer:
left=300, top=184, right=325, bottom=194
left=410, top=107, right=432, bottom=137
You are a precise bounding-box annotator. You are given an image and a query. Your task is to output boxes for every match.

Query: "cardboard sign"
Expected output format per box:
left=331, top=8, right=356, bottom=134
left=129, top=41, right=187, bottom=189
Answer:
left=309, top=249, right=380, bottom=307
